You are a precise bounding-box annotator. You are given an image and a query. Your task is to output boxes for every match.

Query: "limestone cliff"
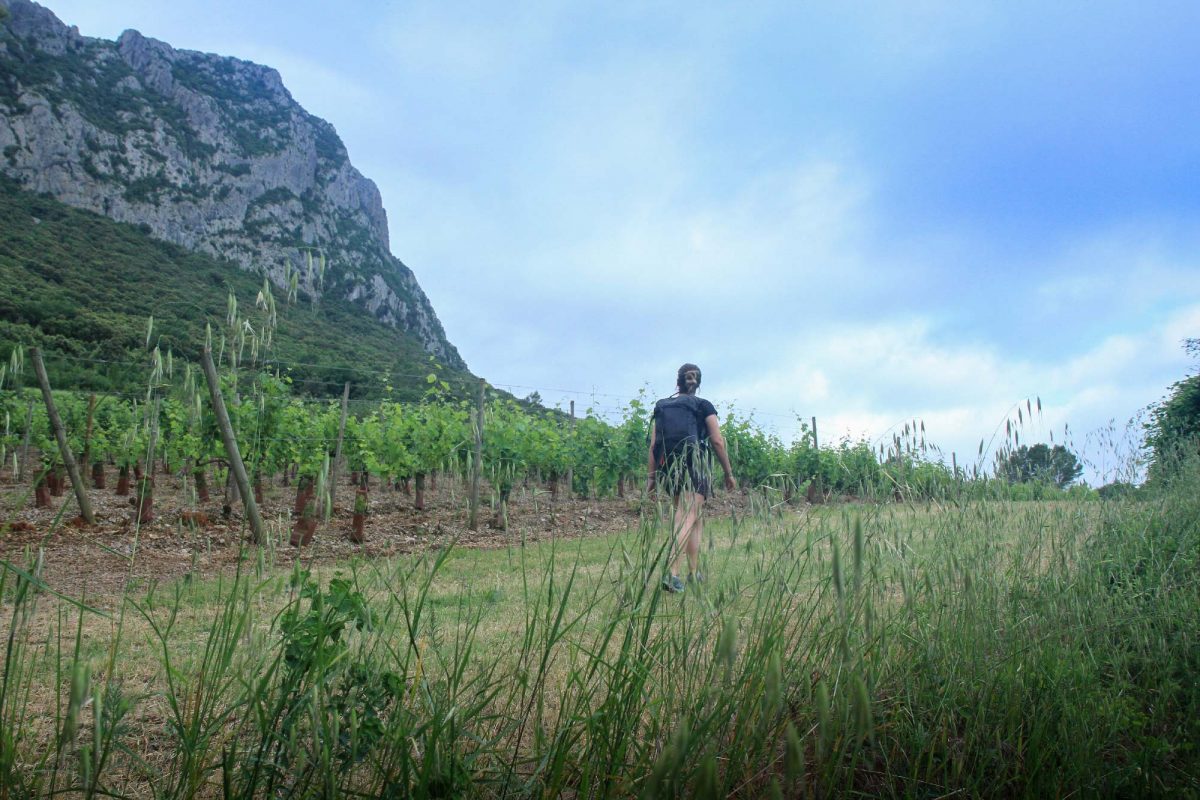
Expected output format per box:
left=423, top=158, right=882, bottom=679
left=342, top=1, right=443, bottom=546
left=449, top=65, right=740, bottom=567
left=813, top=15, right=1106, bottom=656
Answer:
left=0, top=0, right=464, bottom=369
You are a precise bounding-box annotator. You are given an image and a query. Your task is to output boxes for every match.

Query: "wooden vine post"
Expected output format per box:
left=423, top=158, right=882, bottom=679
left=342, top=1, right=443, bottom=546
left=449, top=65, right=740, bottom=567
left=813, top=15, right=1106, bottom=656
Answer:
left=200, top=345, right=266, bottom=544
left=807, top=415, right=822, bottom=504
left=81, top=393, right=96, bottom=475
left=17, top=396, right=33, bottom=482
left=566, top=399, right=575, bottom=500
left=468, top=379, right=485, bottom=531
left=221, top=386, right=243, bottom=514
left=350, top=487, right=368, bottom=543
left=329, top=381, right=350, bottom=510
left=85, top=394, right=106, bottom=487
left=30, top=348, right=94, bottom=525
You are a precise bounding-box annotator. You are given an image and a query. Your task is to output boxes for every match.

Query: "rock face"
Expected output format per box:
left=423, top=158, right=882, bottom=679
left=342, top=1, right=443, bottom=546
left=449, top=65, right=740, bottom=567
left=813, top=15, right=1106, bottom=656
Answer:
left=0, top=0, right=464, bottom=369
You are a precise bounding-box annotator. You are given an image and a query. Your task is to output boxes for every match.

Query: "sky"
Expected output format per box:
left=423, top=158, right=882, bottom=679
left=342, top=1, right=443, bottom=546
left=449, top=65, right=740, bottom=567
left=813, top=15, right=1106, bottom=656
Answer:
left=45, top=0, right=1200, bottom=484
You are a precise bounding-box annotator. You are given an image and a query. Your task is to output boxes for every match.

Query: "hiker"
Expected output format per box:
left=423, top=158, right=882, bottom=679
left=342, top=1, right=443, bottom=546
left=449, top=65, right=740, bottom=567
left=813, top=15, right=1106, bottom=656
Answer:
left=647, top=363, right=736, bottom=593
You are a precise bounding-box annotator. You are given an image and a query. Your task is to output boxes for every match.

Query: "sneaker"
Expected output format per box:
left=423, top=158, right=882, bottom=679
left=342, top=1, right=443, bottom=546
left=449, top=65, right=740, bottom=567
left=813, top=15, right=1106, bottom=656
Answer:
left=662, top=575, right=686, bottom=594
left=687, top=572, right=704, bottom=585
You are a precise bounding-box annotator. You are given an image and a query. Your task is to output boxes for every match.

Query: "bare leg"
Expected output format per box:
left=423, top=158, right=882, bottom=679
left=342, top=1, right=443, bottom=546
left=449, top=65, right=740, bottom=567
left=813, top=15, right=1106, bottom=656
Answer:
left=689, top=495, right=705, bottom=575
left=670, top=491, right=704, bottom=577
left=669, top=492, right=684, bottom=574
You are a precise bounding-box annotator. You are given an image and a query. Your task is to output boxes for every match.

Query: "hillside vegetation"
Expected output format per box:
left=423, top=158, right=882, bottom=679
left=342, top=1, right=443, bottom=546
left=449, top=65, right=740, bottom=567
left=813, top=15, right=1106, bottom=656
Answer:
left=0, top=179, right=474, bottom=401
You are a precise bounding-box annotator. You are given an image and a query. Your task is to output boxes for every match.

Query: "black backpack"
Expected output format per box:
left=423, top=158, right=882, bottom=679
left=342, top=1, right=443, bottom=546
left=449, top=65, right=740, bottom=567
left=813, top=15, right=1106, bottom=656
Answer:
left=652, top=395, right=708, bottom=465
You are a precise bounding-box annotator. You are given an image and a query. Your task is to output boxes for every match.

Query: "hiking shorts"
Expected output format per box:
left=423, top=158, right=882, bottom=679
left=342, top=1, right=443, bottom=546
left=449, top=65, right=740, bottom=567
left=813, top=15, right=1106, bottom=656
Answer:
left=656, top=454, right=710, bottom=499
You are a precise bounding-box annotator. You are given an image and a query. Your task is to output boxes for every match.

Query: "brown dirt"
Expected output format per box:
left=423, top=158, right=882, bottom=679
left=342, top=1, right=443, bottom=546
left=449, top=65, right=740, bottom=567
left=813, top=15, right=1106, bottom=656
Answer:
left=0, top=464, right=749, bottom=606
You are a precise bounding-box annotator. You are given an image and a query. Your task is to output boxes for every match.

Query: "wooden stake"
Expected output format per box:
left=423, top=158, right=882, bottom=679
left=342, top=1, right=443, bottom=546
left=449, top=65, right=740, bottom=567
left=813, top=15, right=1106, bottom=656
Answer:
left=329, top=381, right=350, bottom=512
left=566, top=399, right=575, bottom=500
left=30, top=348, right=94, bottom=525
left=18, top=396, right=33, bottom=482
left=81, top=393, right=96, bottom=475
left=222, top=385, right=242, bottom=513
left=200, top=346, right=265, bottom=544
left=468, top=379, right=484, bottom=531
left=808, top=415, right=822, bottom=504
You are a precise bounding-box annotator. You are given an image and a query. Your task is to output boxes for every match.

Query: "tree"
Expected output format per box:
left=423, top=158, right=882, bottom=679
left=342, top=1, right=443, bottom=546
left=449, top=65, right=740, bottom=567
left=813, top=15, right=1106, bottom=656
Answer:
left=1145, top=338, right=1200, bottom=482
left=997, top=443, right=1083, bottom=489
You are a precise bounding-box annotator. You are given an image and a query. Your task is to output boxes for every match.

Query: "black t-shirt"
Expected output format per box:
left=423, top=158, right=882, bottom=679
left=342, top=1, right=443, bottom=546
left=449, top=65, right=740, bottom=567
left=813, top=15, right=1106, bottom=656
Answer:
left=651, top=395, right=718, bottom=450
left=693, top=398, right=717, bottom=452
left=652, top=396, right=717, bottom=488
left=652, top=395, right=718, bottom=422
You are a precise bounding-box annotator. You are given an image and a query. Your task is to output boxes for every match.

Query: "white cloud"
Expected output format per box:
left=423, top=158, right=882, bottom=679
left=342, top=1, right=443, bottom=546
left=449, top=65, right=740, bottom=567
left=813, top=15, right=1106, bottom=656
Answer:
left=1033, top=226, right=1200, bottom=317
left=1163, top=304, right=1200, bottom=347
left=708, top=301, right=1199, bottom=483
left=37, top=0, right=1200, bottom=490
left=500, top=156, right=872, bottom=312
left=377, top=3, right=554, bottom=84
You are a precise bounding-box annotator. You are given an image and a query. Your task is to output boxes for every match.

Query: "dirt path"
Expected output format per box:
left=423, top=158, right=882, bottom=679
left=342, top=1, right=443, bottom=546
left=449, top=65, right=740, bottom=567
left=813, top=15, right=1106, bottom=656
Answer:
left=0, top=466, right=748, bottom=605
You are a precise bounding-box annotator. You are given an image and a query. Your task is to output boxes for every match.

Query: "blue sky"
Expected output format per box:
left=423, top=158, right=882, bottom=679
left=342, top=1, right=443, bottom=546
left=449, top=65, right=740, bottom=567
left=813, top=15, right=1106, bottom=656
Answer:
left=47, top=0, right=1200, bottom=483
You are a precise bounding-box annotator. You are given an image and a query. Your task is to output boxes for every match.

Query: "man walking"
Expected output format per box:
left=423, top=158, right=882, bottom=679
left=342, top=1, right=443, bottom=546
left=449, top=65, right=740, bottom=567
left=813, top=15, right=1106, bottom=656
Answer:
left=647, top=363, right=736, bottom=593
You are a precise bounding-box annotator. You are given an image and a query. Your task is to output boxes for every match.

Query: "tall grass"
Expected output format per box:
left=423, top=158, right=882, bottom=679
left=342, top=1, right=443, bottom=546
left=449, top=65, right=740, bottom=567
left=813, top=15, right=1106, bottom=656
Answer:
left=1, top=471, right=1197, bottom=797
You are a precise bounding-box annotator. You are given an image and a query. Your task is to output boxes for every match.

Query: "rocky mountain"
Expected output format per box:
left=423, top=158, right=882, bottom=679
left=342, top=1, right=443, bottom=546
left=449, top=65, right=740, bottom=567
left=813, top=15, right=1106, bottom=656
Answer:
left=0, top=0, right=465, bottom=370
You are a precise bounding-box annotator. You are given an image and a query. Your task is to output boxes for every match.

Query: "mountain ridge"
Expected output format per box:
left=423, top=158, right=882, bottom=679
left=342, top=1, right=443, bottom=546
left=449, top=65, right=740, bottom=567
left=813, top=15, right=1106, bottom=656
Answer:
left=0, top=0, right=466, bottom=371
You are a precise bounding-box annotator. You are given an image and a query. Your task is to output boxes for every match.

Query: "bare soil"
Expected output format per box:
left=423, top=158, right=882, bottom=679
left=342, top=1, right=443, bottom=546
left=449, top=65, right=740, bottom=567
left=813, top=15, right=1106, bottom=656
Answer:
left=0, top=464, right=747, bottom=606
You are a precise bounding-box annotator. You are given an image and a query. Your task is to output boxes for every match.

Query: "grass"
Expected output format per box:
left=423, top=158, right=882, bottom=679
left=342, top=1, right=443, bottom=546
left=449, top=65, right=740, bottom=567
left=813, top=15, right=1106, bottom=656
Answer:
left=1, top=483, right=1198, bottom=798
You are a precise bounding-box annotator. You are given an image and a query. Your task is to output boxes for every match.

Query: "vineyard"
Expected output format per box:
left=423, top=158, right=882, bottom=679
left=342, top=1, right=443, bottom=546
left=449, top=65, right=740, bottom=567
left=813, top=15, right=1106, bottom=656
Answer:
left=0, top=328, right=1091, bottom=562
left=3, top=321, right=1195, bottom=798
left=2, top=1, right=1196, bottom=792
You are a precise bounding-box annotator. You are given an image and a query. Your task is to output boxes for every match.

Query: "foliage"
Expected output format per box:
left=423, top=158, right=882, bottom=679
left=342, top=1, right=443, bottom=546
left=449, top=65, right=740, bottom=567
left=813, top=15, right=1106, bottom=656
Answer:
left=406, top=398, right=471, bottom=479
left=1145, top=339, right=1200, bottom=483
left=997, top=443, right=1083, bottom=488
left=722, top=409, right=789, bottom=490
left=355, top=393, right=469, bottom=485
left=882, top=454, right=957, bottom=500
left=1097, top=481, right=1139, bottom=500
left=229, top=371, right=293, bottom=478
left=482, top=399, right=531, bottom=493
left=160, top=365, right=218, bottom=474
left=238, top=568, right=430, bottom=795
left=2, top=364, right=1105, bottom=507
left=569, top=415, right=616, bottom=497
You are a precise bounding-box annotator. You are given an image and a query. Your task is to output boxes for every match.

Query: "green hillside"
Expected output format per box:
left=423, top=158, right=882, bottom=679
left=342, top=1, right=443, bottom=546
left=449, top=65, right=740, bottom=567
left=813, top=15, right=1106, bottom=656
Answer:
left=0, top=178, right=475, bottom=401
